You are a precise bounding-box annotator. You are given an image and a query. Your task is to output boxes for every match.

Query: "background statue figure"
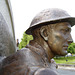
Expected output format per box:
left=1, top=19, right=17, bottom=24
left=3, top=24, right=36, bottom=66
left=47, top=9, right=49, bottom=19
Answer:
left=0, top=8, right=75, bottom=75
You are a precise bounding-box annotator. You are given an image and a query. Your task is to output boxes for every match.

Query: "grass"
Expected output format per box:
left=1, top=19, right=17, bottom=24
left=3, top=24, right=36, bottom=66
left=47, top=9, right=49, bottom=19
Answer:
left=54, top=56, right=75, bottom=65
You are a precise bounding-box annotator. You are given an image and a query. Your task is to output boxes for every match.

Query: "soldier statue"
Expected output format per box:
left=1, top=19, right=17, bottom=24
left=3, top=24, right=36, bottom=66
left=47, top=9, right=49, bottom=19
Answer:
left=0, top=8, right=75, bottom=75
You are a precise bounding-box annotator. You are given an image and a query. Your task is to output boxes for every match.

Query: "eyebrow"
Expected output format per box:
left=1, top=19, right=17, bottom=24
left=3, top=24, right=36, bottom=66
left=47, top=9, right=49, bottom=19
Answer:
left=59, top=23, right=71, bottom=27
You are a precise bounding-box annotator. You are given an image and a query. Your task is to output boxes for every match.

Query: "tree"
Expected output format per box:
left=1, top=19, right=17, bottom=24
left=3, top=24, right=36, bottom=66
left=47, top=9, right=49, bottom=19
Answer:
left=67, top=43, right=75, bottom=54
left=19, top=32, right=33, bottom=49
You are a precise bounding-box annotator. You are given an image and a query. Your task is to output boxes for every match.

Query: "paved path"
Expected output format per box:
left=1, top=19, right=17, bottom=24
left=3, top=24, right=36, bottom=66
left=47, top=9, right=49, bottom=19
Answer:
left=58, top=66, right=75, bottom=71
left=57, top=69, right=75, bottom=75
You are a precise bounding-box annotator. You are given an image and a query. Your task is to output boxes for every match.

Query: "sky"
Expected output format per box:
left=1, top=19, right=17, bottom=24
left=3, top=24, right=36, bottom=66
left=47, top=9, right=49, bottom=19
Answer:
left=10, top=0, right=75, bottom=42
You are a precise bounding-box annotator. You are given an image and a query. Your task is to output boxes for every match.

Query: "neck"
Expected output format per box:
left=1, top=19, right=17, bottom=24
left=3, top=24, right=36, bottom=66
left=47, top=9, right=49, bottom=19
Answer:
left=29, top=38, right=55, bottom=62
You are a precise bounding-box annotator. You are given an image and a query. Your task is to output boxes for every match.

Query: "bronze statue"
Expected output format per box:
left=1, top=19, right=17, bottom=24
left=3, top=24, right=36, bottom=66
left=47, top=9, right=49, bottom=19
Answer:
left=0, top=8, right=75, bottom=75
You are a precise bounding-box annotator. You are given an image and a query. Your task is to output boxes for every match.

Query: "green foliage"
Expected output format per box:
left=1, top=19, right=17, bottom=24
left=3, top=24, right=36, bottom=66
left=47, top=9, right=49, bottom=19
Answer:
left=67, top=43, right=75, bottom=54
left=54, top=56, right=75, bottom=64
left=19, top=32, right=33, bottom=49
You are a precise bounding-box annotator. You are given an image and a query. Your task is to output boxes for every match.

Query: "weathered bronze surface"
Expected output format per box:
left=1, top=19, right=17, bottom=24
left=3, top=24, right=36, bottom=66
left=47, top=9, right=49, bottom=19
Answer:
left=0, top=8, right=75, bottom=75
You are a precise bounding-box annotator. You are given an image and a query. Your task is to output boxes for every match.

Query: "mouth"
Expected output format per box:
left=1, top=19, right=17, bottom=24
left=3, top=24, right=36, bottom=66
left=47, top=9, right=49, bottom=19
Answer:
left=63, top=45, right=69, bottom=50
left=63, top=47, right=68, bottom=50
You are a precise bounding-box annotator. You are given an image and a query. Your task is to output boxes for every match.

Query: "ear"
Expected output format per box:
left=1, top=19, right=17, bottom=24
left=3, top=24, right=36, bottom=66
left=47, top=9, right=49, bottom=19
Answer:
left=40, top=26, right=48, bottom=41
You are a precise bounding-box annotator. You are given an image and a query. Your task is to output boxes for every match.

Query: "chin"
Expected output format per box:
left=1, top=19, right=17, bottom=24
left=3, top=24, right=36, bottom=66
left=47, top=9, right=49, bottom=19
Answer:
left=61, top=52, right=68, bottom=56
left=57, top=51, right=68, bottom=56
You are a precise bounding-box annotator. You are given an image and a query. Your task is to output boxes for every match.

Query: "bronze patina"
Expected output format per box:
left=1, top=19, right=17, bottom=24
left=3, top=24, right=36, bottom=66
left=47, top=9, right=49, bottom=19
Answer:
left=0, top=8, right=75, bottom=75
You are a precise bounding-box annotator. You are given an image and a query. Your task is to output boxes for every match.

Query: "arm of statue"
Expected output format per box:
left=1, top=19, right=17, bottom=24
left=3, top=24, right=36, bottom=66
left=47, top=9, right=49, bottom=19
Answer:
left=34, top=68, right=59, bottom=75
left=33, top=59, right=59, bottom=75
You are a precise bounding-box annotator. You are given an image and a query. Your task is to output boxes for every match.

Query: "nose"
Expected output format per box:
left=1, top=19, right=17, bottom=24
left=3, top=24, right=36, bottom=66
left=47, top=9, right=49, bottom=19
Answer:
left=67, top=34, right=73, bottom=44
left=68, top=40, right=73, bottom=44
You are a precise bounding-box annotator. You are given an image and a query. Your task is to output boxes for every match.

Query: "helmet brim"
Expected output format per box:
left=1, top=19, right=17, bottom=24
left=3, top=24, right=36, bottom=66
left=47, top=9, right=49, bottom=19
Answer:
left=26, top=17, right=75, bottom=35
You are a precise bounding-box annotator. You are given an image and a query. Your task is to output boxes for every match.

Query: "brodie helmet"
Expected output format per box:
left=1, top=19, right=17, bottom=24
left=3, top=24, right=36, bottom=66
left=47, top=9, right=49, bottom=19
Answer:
left=26, top=8, right=75, bottom=35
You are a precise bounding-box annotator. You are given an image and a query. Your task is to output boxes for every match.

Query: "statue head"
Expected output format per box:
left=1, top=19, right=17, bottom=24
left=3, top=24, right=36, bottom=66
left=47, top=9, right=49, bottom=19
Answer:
left=26, top=8, right=75, bottom=56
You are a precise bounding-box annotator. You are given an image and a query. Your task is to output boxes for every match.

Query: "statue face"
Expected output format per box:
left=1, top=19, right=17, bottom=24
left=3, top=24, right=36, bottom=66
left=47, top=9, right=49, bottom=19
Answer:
left=47, top=22, right=73, bottom=56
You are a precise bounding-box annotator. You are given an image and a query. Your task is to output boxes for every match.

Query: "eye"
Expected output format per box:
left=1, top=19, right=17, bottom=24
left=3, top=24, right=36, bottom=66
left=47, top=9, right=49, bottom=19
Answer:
left=65, top=28, right=71, bottom=32
left=60, top=28, right=71, bottom=34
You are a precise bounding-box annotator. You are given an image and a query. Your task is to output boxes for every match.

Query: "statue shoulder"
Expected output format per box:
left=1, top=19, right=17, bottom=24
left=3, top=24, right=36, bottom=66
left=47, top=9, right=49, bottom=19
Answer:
left=0, top=48, right=31, bottom=75
left=2, top=48, right=30, bottom=64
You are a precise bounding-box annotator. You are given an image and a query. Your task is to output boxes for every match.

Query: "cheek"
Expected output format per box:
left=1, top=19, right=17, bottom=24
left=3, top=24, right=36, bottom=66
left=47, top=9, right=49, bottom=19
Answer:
left=48, top=34, right=64, bottom=51
left=54, top=33, right=66, bottom=44
left=52, top=34, right=64, bottom=45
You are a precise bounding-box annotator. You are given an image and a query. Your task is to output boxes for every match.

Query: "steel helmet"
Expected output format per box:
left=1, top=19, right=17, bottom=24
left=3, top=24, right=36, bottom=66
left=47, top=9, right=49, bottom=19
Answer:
left=26, top=8, right=75, bottom=35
